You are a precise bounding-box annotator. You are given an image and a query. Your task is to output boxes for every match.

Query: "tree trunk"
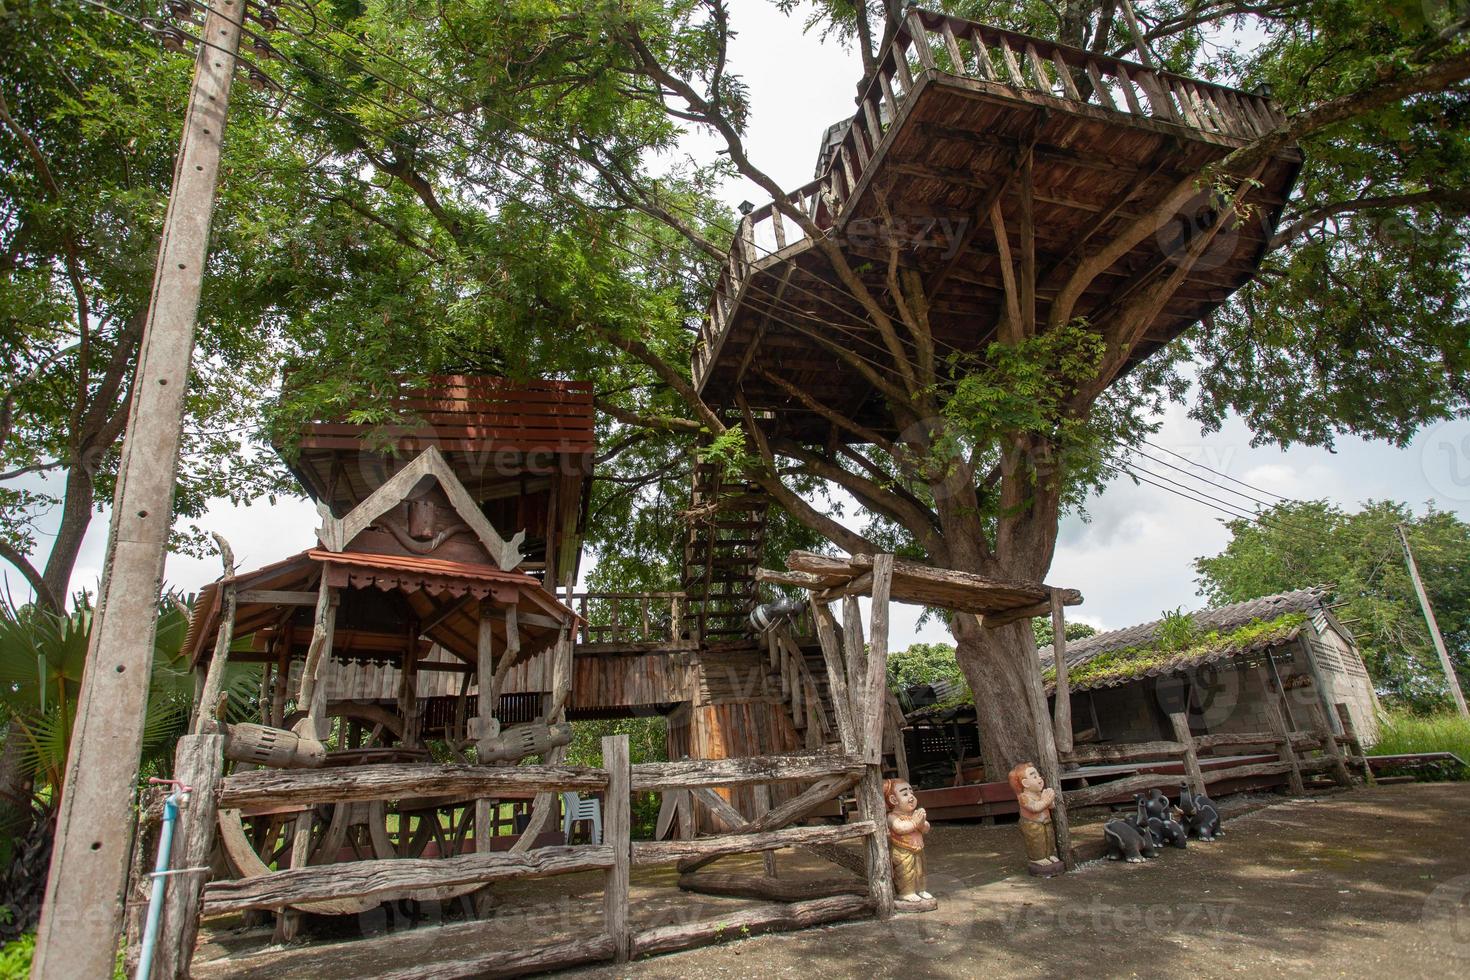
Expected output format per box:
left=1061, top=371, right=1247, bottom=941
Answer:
left=952, top=613, right=1046, bottom=779
left=0, top=716, right=34, bottom=819
left=41, top=459, right=94, bottom=606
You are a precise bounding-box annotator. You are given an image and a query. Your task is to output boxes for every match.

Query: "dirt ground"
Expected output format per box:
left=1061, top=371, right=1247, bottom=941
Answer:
left=195, top=783, right=1470, bottom=978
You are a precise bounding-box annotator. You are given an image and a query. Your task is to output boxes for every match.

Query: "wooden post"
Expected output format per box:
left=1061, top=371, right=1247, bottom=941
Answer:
left=511, top=625, right=571, bottom=854
left=862, top=555, right=894, bottom=765
left=840, top=595, right=867, bottom=752
left=1117, top=0, right=1156, bottom=68
left=1337, top=703, right=1374, bottom=783
left=1397, top=524, right=1470, bottom=717
left=32, top=3, right=243, bottom=972
left=1022, top=624, right=1072, bottom=869
left=475, top=601, right=496, bottom=858
left=1167, top=711, right=1206, bottom=797
left=193, top=534, right=236, bottom=735
left=1257, top=665, right=1305, bottom=795
left=153, top=734, right=225, bottom=979
left=297, top=576, right=338, bottom=741
left=811, top=601, right=856, bottom=754
left=857, top=557, right=895, bottom=917
left=753, top=783, right=778, bottom=877
left=855, top=768, right=894, bottom=919
left=602, top=734, right=631, bottom=962
left=1050, top=589, right=1072, bottom=757
left=399, top=644, right=420, bottom=749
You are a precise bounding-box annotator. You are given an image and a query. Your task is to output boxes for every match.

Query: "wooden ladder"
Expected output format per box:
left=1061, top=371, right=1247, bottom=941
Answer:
left=681, top=460, right=770, bottom=644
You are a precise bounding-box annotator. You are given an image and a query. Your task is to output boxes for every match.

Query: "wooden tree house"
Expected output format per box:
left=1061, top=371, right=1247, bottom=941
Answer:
left=694, top=9, right=1300, bottom=438
left=153, top=9, right=1306, bottom=973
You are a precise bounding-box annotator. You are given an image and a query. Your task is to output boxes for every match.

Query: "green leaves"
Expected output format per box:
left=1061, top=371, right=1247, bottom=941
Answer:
left=1194, top=500, right=1470, bottom=708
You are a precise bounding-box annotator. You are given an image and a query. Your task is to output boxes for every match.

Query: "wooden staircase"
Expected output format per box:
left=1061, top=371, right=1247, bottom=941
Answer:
left=681, top=461, right=770, bottom=644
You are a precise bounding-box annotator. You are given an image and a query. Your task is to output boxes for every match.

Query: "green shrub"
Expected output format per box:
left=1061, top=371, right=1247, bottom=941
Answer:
left=0, top=933, right=34, bottom=979
left=1372, top=710, right=1470, bottom=780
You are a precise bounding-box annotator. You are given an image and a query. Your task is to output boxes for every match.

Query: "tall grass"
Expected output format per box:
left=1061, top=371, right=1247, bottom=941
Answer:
left=1372, top=710, right=1470, bottom=780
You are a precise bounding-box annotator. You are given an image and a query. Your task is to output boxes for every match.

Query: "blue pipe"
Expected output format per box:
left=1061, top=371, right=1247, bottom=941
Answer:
left=135, top=790, right=183, bottom=980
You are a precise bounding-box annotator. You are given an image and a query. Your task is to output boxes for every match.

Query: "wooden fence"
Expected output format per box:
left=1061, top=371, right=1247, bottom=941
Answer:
left=570, top=591, right=694, bottom=650
left=152, top=742, right=884, bottom=978
left=1059, top=725, right=1368, bottom=810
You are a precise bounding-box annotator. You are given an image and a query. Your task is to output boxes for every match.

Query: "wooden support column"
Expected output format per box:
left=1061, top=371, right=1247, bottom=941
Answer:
left=193, top=534, right=236, bottom=735
left=475, top=600, right=497, bottom=859
left=1021, top=617, right=1072, bottom=868
left=1257, top=666, right=1305, bottom=795
left=296, top=576, right=338, bottom=741
left=603, top=734, right=631, bottom=963
left=1050, top=589, right=1072, bottom=757
left=399, top=643, right=421, bottom=749
left=511, top=622, right=571, bottom=854
left=857, top=556, right=895, bottom=917
left=153, top=733, right=226, bottom=979
left=270, top=641, right=289, bottom=729
left=840, top=596, right=867, bottom=754
left=861, top=555, right=894, bottom=766
left=811, top=601, right=856, bottom=754
left=753, top=783, right=778, bottom=877
left=1167, top=711, right=1206, bottom=797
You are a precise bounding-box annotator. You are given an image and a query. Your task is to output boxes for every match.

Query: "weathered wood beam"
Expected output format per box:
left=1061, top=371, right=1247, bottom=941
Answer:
left=630, top=753, right=865, bottom=793
left=1062, top=740, right=1188, bottom=765
left=678, top=774, right=858, bottom=874
left=632, top=821, right=875, bottom=867
left=219, top=763, right=608, bottom=810
left=1050, top=590, right=1072, bottom=756
left=1168, top=711, right=1207, bottom=797
left=203, top=845, right=615, bottom=915
left=235, top=589, right=319, bottom=606
left=629, top=895, right=872, bottom=959
left=677, top=872, right=866, bottom=903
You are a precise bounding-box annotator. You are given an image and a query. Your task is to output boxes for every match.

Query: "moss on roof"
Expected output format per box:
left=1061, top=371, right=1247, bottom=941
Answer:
left=1043, top=612, right=1307, bottom=689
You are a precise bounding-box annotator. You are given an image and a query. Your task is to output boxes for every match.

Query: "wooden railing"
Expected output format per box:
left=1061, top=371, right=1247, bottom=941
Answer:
left=1060, top=726, right=1366, bottom=810
left=692, top=6, right=1285, bottom=390
left=571, top=591, right=693, bottom=648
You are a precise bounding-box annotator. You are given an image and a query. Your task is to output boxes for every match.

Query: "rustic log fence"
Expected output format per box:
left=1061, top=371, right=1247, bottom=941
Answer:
left=1059, top=726, right=1366, bottom=810
left=153, top=743, right=887, bottom=977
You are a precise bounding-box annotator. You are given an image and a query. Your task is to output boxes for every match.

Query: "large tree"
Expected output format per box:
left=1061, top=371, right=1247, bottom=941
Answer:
left=202, top=0, right=1470, bottom=777
left=1195, top=500, right=1470, bottom=709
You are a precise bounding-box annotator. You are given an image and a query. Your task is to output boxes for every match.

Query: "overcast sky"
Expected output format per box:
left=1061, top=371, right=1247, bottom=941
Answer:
left=21, top=1, right=1470, bottom=647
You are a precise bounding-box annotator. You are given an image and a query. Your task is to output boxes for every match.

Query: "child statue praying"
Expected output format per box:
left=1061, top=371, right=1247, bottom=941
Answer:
left=1008, top=761, right=1065, bottom=876
left=884, top=778, right=934, bottom=905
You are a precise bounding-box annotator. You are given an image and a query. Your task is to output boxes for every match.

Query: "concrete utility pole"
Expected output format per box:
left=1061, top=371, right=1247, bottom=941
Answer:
left=1396, top=523, right=1470, bottom=718
left=31, top=2, right=243, bottom=975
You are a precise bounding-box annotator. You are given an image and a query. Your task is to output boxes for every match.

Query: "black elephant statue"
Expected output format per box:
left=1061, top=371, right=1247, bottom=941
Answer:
left=1121, top=794, right=1162, bottom=858
left=1178, top=782, right=1223, bottom=841
left=1103, top=817, right=1153, bottom=863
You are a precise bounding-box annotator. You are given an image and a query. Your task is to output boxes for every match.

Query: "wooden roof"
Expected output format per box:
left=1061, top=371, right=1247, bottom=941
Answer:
left=694, top=11, right=1301, bottom=440
left=184, top=550, right=576, bottom=669
left=280, top=375, right=594, bottom=587
left=763, top=551, right=1081, bottom=621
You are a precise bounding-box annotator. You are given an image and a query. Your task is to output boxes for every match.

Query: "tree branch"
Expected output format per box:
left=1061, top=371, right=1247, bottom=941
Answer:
left=0, top=539, right=60, bottom=613
left=1269, top=188, right=1470, bottom=249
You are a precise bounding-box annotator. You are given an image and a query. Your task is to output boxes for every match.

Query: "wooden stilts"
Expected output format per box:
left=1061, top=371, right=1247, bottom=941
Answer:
left=1257, top=665, right=1305, bottom=795
left=1050, top=589, right=1073, bottom=756
left=602, top=734, right=631, bottom=962
left=154, top=734, right=226, bottom=978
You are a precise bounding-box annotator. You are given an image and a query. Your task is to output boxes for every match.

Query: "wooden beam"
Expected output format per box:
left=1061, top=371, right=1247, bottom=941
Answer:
left=219, top=763, right=608, bottom=810
left=678, top=774, right=858, bottom=874
left=631, top=753, right=866, bottom=793
left=1062, top=740, right=1187, bottom=765
left=235, top=589, right=319, bottom=606
left=629, top=896, right=872, bottom=959
left=202, top=845, right=615, bottom=915
left=632, top=821, right=875, bottom=866
left=812, top=602, right=858, bottom=755
left=1168, top=711, right=1206, bottom=797
left=1257, top=666, right=1305, bottom=795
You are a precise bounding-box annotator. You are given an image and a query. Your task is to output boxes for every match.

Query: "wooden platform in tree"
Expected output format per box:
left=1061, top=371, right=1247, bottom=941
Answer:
left=763, top=550, right=1080, bottom=622
left=694, top=10, right=1301, bottom=440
